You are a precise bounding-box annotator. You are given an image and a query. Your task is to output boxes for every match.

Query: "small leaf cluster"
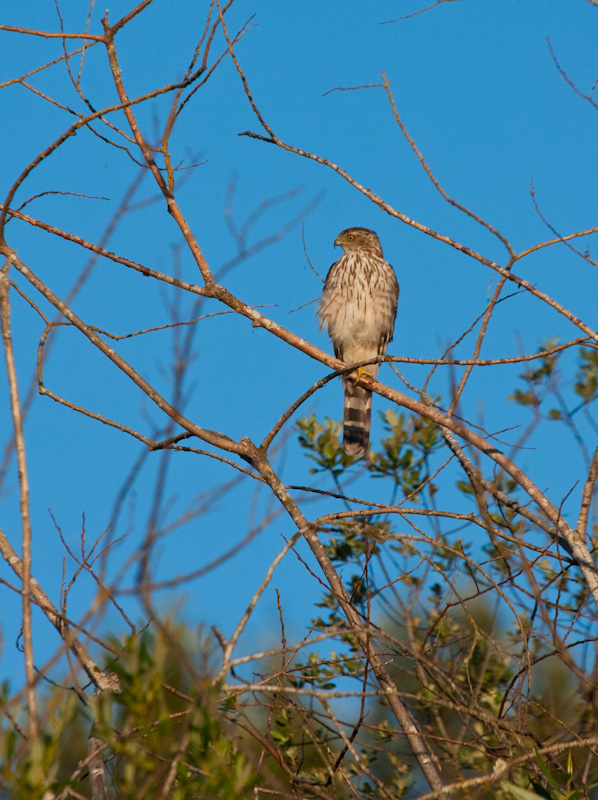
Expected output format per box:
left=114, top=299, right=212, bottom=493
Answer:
left=95, top=627, right=259, bottom=800
left=503, top=746, right=595, bottom=800
left=368, top=408, right=441, bottom=498
left=297, top=415, right=359, bottom=475
left=574, top=348, right=598, bottom=403
left=0, top=682, right=81, bottom=800
left=288, top=650, right=364, bottom=691
left=509, top=339, right=560, bottom=410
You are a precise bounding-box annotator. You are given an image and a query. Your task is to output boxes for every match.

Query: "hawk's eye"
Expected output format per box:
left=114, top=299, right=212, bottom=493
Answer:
left=348, top=235, right=354, bottom=241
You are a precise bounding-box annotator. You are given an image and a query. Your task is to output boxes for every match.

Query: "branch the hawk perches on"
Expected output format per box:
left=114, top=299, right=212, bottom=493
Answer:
left=318, top=228, right=399, bottom=457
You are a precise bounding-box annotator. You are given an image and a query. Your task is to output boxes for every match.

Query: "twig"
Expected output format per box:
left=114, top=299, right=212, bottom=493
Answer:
left=578, top=444, right=598, bottom=542
left=0, top=24, right=105, bottom=41
left=0, top=528, right=119, bottom=691
left=382, top=71, right=514, bottom=256
left=216, top=532, right=302, bottom=680
left=448, top=273, right=510, bottom=416
left=0, top=259, right=38, bottom=737
left=381, top=0, right=463, bottom=24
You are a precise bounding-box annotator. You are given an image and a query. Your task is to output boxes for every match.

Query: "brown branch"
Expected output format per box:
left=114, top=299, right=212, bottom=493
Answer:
left=415, top=736, right=598, bottom=800
left=87, top=733, right=109, bottom=800
left=547, top=37, right=598, bottom=112
left=439, top=427, right=558, bottom=540
left=261, top=366, right=352, bottom=450
left=0, top=24, right=105, bottom=41
left=111, top=0, right=157, bottom=35
left=0, top=170, right=152, bottom=496
left=101, top=14, right=213, bottom=284
left=35, top=322, right=262, bottom=485
left=314, top=505, right=571, bottom=566
left=240, top=128, right=503, bottom=266
left=389, top=337, right=592, bottom=366
left=0, top=66, right=218, bottom=232
left=215, top=0, right=274, bottom=138
left=2, top=204, right=208, bottom=296
left=0, top=528, right=119, bottom=691
left=0, top=44, right=92, bottom=89
left=14, top=79, right=80, bottom=115
left=381, top=0, right=463, bottom=24
left=530, top=179, right=598, bottom=267
left=382, top=71, right=514, bottom=256
left=422, top=290, right=521, bottom=395
left=3, top=247, right=245, bottom=456
left=578, top=444, right=598, bottom=542
left=448, top=273, right=510, bottom=416
left=515, top=225, right=598, bottom=261
left=0, top=261, right=38, bottom=736
left=162, top=0, right=243, bottom=152
left=216, top=532, right=302, bottom=679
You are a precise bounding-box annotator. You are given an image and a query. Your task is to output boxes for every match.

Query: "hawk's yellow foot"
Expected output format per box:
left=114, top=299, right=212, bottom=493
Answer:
left=353, top=367, right=373, bottom=385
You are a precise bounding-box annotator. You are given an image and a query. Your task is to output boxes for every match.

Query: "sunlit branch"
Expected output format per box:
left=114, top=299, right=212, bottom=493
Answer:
left=0, top=264, right=38, bottom=736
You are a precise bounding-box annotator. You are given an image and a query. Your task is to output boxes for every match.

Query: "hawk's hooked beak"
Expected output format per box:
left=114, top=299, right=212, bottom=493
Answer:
left=334, top=236, right=341, bottom=248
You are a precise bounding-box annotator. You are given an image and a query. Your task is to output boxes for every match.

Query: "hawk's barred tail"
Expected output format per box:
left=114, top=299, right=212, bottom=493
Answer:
left=343, top=381, right=372, bottom=457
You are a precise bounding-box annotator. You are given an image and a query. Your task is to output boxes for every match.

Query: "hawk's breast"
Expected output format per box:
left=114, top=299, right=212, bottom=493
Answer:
left=318, top=251, right=398, bottom=353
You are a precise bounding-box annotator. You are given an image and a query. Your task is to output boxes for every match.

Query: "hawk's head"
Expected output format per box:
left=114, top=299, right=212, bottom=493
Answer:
left=334, top=227, right=383, bottom=257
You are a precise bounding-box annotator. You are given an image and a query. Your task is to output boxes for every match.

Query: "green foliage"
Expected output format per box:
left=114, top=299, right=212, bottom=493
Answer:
left=293, top=389, right=597, bottom=797
left=574, top=348, right=598, bottom=403
left=95, top=627, right=259, bottom=800
left=288, top=649, right=362, bottom=690
left=0, top=627, right=259, bottom=800
left=297, top=415, right=359, bottom=475
left=297, top=407, right=442, bottom=501
left=503, top=746, right=596, bottom=800
left=510, top=340, right=598, bottom=424
left=324, top=519, right=383, bottom=563
left=510, top=339, right=560, bottom=410
left=368, top=408, right=441, bottom=498
left=0, top=684, right=82, bottom=800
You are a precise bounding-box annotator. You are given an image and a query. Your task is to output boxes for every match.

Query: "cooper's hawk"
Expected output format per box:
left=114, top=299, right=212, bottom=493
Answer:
left=318, top=227, right=399, bottom=457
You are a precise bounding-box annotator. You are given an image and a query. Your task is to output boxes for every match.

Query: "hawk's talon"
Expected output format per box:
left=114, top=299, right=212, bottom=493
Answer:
left=353, top=367, right=372, bottom=385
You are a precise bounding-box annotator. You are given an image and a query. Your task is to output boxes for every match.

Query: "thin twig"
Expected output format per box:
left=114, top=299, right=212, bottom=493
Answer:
left=0, top=259, right=38, bottom=737
left=578, top=444, right=598, bottom=542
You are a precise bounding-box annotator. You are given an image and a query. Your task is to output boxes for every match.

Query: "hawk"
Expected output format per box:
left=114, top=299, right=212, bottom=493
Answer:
left=318, top=228, right=399, bottom=457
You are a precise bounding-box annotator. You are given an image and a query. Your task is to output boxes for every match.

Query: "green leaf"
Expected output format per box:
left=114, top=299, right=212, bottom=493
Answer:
left=535, top=749, right=561, bottom=790
left=529, top=780, right=554, bottom=800
left=509, top=389, right=536, bottom=407
left=502, top=782, right=549, bottom=800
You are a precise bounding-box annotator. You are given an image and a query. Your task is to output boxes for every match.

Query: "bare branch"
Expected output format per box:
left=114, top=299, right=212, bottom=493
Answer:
left=0, top=24, right=105, bottom=41
left=0, top=261, right=38, bottom=736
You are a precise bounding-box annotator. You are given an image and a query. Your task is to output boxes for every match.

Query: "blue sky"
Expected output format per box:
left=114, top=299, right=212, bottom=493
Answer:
left=1, top=1, right=598, bottom=691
